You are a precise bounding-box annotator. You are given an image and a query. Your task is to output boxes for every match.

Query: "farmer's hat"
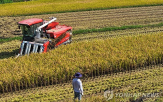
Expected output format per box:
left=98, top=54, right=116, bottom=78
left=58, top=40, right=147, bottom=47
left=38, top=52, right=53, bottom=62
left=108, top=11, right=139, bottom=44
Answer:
left=75, top=72, right=82, bottom=78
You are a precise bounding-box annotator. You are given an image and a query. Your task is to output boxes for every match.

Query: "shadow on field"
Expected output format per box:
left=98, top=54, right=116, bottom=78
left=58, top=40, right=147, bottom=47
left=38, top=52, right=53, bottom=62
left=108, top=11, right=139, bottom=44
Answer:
left=0, top=49, right=19, bottom=59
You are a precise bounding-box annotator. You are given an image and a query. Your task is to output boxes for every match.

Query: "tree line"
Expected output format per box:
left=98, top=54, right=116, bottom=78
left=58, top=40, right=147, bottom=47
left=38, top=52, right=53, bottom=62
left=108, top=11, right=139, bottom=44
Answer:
left=0, top=0, right=31, bottom=4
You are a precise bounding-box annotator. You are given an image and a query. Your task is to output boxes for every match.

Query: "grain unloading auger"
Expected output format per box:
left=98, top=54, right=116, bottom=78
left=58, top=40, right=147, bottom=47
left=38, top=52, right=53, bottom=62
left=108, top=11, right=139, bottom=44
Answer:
left=16, top=17, right=72, bottom=57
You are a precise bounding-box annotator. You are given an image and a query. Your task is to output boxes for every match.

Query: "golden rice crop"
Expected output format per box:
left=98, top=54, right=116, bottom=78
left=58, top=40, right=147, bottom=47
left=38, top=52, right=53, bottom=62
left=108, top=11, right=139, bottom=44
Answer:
left=1, top=67, right=163, bottom=101
left=0, top=0, right=163, bottom=16
left=0, top=32, right=162, bottom=93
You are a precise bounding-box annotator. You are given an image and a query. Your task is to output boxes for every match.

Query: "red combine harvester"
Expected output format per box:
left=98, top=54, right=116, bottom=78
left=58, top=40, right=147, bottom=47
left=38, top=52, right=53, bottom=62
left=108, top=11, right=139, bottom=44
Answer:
left=17, top=17, right=72, bottom=57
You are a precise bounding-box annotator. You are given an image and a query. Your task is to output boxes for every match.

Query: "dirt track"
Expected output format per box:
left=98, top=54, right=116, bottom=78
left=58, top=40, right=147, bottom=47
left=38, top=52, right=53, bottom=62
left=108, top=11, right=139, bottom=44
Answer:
left=0, top=6, right=163, bottom=38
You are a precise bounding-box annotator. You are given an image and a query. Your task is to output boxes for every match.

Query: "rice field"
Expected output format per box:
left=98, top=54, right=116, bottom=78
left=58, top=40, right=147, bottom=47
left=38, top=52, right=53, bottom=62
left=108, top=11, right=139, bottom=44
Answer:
left=1, top=26, right=163, bottom=59
left=1, top=6, right=163, bottom=38
left=0, top=2, right=163, bottom=101
left=0, top=32, right=162, bottom=94
left=0, top=66, right=162, bottom=101
left=0, top=0, right=163, bottom=16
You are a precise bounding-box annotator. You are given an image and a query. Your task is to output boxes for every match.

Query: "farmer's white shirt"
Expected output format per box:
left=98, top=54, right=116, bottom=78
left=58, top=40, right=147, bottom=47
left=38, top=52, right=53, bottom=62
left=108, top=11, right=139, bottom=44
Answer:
left=72, top=78, right=83, bottom=95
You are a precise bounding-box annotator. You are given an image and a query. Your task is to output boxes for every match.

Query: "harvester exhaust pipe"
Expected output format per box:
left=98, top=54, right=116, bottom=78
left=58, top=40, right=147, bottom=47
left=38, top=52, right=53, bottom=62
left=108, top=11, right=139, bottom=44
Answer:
left=35, top=17, right=57, bottom=39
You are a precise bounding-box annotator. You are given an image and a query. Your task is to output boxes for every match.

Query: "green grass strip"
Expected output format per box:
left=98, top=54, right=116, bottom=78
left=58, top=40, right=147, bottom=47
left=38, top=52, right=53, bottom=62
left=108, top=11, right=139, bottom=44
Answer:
left=73, top=22, right=163, bottom=35
left=73, top=25, right=143, bottom=35
left=0, top=36, right=22, bottom=43
left=1, top=22, right=163, bottom=43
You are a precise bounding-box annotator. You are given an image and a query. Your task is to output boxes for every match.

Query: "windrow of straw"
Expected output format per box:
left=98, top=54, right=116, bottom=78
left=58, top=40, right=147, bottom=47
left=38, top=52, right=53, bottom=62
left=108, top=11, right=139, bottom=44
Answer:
left=1, top=0, right=163, bottom=16
left=0, top=32, right=163, bottom=93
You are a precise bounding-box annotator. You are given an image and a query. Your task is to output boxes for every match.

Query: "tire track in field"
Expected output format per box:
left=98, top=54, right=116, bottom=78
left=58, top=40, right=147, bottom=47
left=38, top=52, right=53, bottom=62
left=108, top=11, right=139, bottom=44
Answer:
left=0, top=6, right=163, bottom=38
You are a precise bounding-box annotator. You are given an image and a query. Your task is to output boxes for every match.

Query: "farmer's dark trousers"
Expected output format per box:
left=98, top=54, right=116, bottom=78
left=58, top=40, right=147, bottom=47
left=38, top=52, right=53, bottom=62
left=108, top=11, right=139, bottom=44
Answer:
left=74, top=91, right=82, bottom=101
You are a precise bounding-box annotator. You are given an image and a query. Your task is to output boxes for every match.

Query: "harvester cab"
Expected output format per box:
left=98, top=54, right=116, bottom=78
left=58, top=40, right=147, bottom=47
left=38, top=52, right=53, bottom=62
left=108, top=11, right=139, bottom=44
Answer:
left=18, top=19, right=43, bottom=42
left=17, top=17, right=72, bottom=57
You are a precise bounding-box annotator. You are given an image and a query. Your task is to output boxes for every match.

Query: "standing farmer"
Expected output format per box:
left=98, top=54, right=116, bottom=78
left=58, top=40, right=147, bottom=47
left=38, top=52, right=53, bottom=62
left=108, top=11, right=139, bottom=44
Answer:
left=72, top=72, right=83, bottom=101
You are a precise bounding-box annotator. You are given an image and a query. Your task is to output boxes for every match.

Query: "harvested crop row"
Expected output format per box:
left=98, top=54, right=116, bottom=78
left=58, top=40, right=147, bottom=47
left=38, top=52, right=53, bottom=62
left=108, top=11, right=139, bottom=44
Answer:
left=0, top=66, right=162, bottom=102
left=0, top=6, right=163, bottom=38
left=0, top=32, right=162, bottom=93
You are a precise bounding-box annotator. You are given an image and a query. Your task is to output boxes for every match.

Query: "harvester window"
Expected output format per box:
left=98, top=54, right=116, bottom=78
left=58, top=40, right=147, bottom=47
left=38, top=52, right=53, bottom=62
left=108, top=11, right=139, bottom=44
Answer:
left=30, top=24, right=37, bottom=36
left=20, top=25, right=33, bottom=37
left=30, top=23, right=43, bottom=36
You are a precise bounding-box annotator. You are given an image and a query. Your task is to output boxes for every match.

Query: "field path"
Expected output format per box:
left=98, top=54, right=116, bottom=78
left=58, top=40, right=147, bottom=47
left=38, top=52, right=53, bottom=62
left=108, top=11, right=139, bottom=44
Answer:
left=0, top=6, right=163, bottom=38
